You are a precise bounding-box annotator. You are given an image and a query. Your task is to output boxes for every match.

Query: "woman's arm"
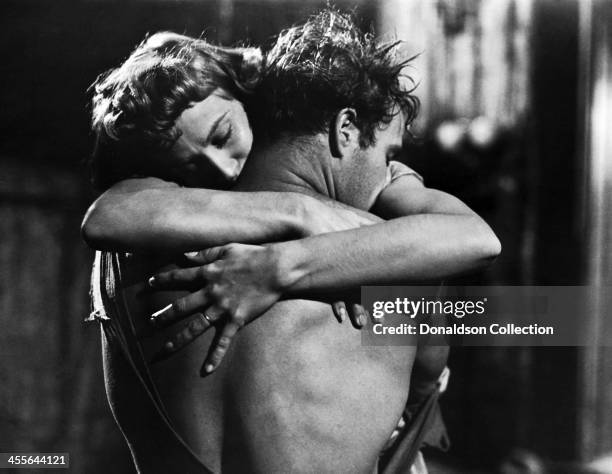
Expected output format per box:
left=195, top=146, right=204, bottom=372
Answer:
left=274, top=174, right=501, bottom=292
left=149, top=172, right=501, bottom=371
left=81, top=177, right=378, bottom=252
left=152, top=175, right=500, bottom=320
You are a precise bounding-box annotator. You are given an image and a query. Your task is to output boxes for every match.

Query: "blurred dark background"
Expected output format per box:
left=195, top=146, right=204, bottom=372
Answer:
left=1, top=0, right=611, bottom=473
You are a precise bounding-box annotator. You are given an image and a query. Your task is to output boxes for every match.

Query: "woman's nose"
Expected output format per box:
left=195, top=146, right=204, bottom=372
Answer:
left=206, top=149, right=244, bottom=182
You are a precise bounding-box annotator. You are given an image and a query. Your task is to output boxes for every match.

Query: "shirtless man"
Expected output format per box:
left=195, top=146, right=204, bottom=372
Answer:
left=93, top=11, right=499, bottom=473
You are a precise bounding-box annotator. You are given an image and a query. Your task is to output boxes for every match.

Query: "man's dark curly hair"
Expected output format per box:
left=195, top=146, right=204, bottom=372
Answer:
left=253, top=9, right=420, bottom=147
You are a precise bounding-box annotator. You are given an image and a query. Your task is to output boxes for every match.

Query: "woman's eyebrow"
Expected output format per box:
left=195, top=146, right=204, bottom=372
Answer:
left=204, top=111, right=229, bottom=144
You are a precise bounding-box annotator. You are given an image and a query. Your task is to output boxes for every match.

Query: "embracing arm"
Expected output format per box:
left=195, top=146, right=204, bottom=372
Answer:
left=149, top=169, right=501, bottom=372
left=81, top=177, right=375, bottom=252
left=271, top=174, right=501, bottom=294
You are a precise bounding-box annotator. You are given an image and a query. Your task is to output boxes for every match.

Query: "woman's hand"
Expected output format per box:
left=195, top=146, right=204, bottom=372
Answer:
left=148, top=244, right=283, bottom=374
left=148, top=243, right=368, bottom=374
left=299, top=196, right=381, bottom=236
left=330, top=301, right=369, bottom=328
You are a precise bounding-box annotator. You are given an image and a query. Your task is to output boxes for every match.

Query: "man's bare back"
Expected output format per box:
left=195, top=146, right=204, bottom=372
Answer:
left=110, top=233, right=417, bottom=474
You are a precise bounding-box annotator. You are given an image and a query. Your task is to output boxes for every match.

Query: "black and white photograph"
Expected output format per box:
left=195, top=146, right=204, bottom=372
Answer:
left=1, top=0, right=611, bottom=473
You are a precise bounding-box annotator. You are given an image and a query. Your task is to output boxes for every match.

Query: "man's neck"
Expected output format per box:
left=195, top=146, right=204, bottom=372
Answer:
left=234, top=135, right=336, bottom=198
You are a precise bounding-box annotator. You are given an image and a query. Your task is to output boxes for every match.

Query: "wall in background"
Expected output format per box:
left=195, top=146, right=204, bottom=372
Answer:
left=378, top=0, right=587, bottom=469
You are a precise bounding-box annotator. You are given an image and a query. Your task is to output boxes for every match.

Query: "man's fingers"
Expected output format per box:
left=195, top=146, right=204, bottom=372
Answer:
left=150, top=289, right=210, bottom=327
left=332, top=301, right=348, bottom=323
left=149, top=266, right=212, bottom=291
left=150, top=313, right=213, bottom=363
left=201, top=323, right=240, bottom=376
left=184, top=246, right=227, bottom=264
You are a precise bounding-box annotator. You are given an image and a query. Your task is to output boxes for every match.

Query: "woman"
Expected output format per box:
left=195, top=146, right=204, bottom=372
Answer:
left=86, top=25, right=497, bottom=473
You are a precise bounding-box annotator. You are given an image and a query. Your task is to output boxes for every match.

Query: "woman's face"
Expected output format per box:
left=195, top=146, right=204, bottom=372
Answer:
left=166, top=90, right=253, bottom=188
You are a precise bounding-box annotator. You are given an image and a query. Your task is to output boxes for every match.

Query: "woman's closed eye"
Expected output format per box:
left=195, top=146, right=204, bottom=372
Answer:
left=211, top=123, right=233, bottom=148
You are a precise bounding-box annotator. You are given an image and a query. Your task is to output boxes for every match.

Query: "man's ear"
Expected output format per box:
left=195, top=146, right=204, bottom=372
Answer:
left=330, top=108, right=359, bottom=158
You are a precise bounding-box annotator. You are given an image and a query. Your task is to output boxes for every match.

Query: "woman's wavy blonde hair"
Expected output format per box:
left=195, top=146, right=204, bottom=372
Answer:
left=90, top=32, right=262, bottom=189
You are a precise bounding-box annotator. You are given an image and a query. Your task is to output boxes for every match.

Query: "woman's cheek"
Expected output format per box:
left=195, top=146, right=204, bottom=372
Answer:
left=241, top=124, right=254, bottom=158
left=236, top=105, right=254, bottom=157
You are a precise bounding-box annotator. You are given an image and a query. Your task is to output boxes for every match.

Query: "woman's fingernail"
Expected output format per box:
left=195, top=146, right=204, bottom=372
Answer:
left=151, top=304, right=172, bottom=324
left=200, top=363, right=215, bottom=377
left=185, top=251, right=199, bottom=258
left=339, top=307, right=347, bottom=322
left=148, top=276, right=156, bottom=288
